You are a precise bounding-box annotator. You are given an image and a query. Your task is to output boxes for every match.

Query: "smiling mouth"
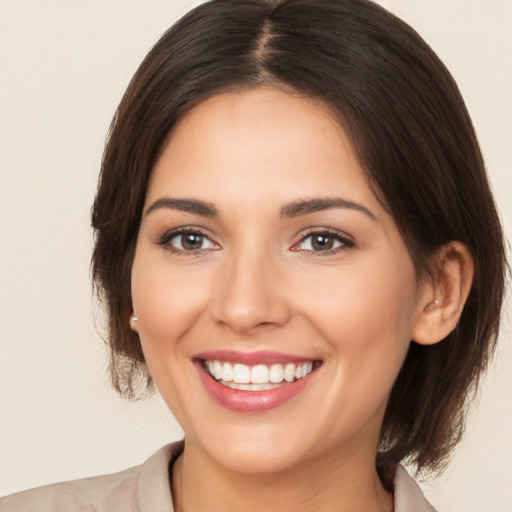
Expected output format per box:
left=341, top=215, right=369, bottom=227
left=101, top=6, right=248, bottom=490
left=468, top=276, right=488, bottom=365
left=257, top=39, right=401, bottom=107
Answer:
left=201, top=360, right=322, bottom=391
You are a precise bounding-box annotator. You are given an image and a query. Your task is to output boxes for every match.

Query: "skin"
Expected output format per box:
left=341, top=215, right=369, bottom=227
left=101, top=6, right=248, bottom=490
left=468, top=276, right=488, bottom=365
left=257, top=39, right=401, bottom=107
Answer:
left=130, top=87, right=471, bottom=512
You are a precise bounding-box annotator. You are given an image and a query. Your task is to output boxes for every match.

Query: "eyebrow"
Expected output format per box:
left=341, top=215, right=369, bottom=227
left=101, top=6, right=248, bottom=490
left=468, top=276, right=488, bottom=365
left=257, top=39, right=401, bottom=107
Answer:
left=280, top=197, right=377, bottom=221
left=144, top=197, right=218, bottom=217
left=144, top=196, right=377, bottom=221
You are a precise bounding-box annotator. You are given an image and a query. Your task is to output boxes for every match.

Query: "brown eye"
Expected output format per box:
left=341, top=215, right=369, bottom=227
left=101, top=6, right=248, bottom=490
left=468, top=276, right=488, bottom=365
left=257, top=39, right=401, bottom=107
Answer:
left=166, top=231, right=217, bottom=252
left=294, top=231, right=353, bottom=253
left=310, top=234, right=335, bottom=251
left=181, top=233, right=204, bottom=250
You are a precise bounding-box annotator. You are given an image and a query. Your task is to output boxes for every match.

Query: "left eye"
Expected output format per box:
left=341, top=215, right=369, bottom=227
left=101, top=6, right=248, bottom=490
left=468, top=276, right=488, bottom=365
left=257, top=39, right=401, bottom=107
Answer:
left=296, top=233, right=346, bottom=252
left=168, top=232, right=217, bottom=251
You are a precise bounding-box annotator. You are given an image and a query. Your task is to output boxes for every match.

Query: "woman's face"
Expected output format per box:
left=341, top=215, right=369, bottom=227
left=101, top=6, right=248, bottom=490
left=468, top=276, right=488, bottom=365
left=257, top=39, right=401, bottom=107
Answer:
left=131, top=87, right=427, bottom=474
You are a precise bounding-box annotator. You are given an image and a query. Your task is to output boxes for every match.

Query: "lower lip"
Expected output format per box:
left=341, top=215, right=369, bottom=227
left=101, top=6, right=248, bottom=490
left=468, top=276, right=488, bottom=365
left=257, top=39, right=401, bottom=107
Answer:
left=195, top=362, right=316, bottom=413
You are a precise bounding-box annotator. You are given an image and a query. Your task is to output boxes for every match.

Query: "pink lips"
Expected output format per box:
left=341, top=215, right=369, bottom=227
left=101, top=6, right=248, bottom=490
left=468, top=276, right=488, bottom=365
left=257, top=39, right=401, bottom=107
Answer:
left=193, top=350, right=320, bottom=413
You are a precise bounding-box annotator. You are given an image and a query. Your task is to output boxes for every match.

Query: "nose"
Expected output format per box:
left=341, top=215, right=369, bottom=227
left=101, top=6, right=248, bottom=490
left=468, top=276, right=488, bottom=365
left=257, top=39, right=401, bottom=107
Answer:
left=210, top=247, right=292, bottom=336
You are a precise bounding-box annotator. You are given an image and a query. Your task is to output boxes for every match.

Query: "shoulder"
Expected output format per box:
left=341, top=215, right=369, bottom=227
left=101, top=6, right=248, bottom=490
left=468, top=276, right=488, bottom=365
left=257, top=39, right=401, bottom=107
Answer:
left=0, top=441, right=183, bottom=512
left=394, top=465, right=438, bottom=512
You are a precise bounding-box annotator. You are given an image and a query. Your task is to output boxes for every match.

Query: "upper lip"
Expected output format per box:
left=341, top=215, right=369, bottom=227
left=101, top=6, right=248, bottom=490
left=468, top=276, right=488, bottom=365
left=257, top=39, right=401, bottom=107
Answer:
left=193, top=350, right=320, bottom=366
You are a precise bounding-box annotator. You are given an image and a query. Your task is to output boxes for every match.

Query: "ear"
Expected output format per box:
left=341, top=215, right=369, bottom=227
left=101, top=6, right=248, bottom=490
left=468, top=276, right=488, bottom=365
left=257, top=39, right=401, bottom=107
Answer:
left=129, top=314, right=139, bottom=333
left=412, top=241, right=474, bottom=345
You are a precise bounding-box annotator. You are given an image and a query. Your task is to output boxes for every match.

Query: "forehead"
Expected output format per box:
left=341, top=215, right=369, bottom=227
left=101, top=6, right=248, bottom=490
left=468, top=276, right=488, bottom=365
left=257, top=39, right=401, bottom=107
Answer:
left=147, top=87, right=381, bottom=216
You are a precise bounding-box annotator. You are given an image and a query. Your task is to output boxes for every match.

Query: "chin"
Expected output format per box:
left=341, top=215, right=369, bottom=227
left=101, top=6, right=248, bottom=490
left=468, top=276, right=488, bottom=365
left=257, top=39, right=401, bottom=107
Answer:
left=195, top=431, right=309, bottom=475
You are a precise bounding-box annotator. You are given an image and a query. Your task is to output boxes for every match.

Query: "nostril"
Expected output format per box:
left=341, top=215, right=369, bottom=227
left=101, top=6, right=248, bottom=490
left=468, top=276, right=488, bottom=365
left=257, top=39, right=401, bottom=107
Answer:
left=212, top=301, right=291, bottom=335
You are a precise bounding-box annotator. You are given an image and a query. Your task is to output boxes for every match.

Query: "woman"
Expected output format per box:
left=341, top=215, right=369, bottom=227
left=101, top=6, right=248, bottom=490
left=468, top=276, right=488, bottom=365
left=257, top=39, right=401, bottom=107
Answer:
left=1, top=0, right=506, bottom=510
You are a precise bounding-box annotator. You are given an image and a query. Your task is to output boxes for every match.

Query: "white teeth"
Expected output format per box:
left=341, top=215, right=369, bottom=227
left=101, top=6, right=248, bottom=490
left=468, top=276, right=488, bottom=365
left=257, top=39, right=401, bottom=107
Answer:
left=233, top=363, right=251, bottom=384
left=223, top=382, right=282, bottom=391
left=269, top=364, right=284, bottom=383
left=251, top=364, right=269, bottom=384
left=205, top=360, right=317, bottom=386
left=221, top=362, right=233, bottom=382
left=284, top=363, right=295, bottom=382
left=213, top=361, right=223, bottom=380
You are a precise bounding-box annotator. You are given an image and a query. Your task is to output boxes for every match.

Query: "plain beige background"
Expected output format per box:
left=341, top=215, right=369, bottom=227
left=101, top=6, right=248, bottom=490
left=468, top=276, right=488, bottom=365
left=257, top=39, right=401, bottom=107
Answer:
left=0, top=1, right=511, bottom=510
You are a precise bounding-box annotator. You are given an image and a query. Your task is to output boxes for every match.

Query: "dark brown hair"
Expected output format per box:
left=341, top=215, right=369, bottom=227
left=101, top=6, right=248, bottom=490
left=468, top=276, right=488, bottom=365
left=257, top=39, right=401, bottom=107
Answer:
left=91, top=0, right=506, bottom=481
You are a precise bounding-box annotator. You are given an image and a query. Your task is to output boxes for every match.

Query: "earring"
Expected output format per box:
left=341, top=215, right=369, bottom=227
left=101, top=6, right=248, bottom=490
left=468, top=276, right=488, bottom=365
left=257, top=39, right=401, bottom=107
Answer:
left=434, top=299, right=441, bottom=307
left=426, top=329, right=432, bottom=337
left=129, top=315, right=139, bottom=332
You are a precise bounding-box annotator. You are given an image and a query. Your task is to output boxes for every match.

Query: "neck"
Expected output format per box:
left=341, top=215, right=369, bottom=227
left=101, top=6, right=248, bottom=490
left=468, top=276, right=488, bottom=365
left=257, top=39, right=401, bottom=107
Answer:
left=171, top=440, right=393, bottom=512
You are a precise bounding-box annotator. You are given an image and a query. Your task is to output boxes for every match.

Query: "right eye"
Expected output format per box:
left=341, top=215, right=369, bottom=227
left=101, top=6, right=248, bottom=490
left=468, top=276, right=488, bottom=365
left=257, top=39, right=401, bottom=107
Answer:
left=158, top=229, right=219, bottom=254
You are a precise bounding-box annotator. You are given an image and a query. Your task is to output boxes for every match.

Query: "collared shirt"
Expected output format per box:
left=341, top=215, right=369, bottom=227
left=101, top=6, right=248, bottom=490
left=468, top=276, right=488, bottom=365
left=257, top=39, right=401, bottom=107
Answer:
left=0, top=441, right=437, bottom=511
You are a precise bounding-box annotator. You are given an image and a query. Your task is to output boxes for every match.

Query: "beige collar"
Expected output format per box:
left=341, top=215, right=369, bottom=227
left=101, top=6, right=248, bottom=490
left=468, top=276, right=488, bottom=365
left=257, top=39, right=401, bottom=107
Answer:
left=137, top=441, right=438, bottom=512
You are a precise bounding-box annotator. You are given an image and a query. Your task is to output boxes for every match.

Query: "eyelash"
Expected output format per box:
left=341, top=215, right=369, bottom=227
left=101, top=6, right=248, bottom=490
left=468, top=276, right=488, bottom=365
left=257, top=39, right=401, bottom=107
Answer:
left=156, top=228, right=218, bottom=256
left=291, top=229, right=355, bottom=256
left=156, top=227, right=355, bottom=256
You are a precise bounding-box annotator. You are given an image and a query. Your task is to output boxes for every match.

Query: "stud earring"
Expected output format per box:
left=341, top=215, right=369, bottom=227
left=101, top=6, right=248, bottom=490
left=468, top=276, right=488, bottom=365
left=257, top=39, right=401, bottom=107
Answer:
left=426, top=329, right=432, bottom=337
left=129, top=315, right=139, bottom=333
left=434, top=299, right=441, bottom=307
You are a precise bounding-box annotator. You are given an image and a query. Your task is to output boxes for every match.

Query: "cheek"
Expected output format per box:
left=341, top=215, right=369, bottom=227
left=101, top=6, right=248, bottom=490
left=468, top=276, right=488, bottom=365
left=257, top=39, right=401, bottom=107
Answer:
left=131, top=254, right=211, bottom=353
left=302, top=258, right=417, bottom=328
left=302, top=260, right=419, bottom=430
left=130, top=253, right=212, bottom=424
left=298, top=257, right=418, bottom=376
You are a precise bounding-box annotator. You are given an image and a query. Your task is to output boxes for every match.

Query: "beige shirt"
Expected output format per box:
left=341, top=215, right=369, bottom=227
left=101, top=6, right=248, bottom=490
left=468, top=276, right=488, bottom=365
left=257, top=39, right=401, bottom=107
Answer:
left=0, top=441, right=437, bottom=511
